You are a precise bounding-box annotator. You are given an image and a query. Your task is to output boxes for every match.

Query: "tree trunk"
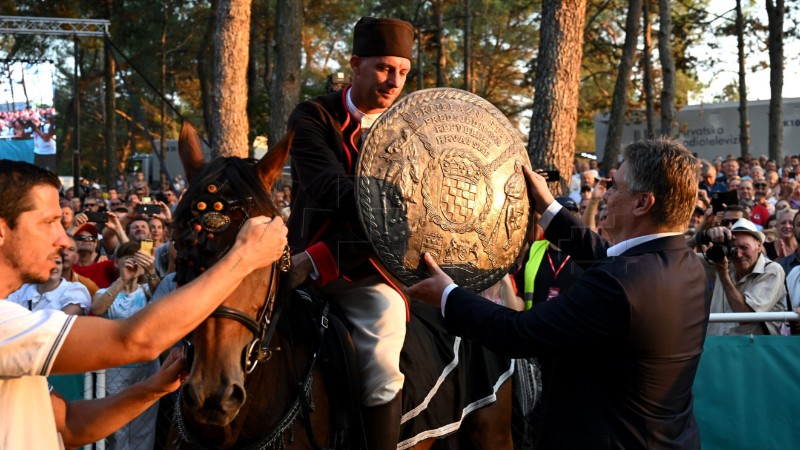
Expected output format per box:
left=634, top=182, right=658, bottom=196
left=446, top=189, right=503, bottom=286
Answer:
left=603, top=0, right=643, bottom=174
left=199, top=0, right=217, bottom=141
left=464, top=0, right=472, bottom=92
left=527, top=0, right=588, bottom=196
left=247, top=0, right=260, bottom=152
left=735, top=0, right=750, bottom=157
left=642, top=0, right=655, bottom=139
left=766, top=0, right=784, bottom=162
left=104, top=0, right=117, bottom=188
left=268, top=0, right=302, bottom=149
left=263, top=0, right=273, bottom=89
left=417, top=27, right=425, bottom=90
left=160, top=5, right=168, bottom=179
left=435, top=1, right=447, bottom=87
left=212, top=0, right=252, bottom=158
left=657, top=0, right=676, bottom=137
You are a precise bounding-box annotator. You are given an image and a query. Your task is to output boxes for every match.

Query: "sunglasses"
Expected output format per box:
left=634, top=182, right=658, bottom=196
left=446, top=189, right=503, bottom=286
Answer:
left=720, top=219, right=738, bottom=227
left=75, top=235, right=96, bottom=242
left=84, top=203, right=98, bottom=207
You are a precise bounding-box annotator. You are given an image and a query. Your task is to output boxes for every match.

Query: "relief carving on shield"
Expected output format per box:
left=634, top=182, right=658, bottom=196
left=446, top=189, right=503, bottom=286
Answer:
left=357, top=88, right=531, bottom=292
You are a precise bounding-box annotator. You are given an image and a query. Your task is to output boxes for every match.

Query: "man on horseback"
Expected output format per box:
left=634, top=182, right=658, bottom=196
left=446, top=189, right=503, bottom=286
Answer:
left=286, top=16, right=414, bottom=450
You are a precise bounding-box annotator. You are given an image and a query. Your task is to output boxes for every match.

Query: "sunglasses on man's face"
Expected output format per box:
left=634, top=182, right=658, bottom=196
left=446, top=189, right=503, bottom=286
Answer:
left=75, top=235, right=96, bottom=242
left=754, top=183, right=768, bottom=188
left=720, top=219, right=738, bottom=227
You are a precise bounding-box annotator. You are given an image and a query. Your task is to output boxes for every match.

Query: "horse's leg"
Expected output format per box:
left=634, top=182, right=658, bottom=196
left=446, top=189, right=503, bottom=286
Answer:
left=462, top=380, right=514, bottom=450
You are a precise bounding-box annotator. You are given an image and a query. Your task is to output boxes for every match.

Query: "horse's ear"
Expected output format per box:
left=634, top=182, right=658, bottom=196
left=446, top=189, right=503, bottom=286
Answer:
left=179, top=121, right=207, bottom=182
left=256, top=131, right=292, bottom=189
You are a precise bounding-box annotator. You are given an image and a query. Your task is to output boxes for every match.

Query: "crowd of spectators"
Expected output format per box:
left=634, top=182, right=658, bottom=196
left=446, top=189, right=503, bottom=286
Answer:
left=9, top=171, right=293, bottom=313
left=0, top=107, right=56, bottom=140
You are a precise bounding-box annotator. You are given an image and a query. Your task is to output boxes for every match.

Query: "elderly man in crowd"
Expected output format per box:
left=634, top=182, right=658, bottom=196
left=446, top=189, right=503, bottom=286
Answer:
left=703, top=218, right=787, bottom=336
left=699, top=161, right=726, bottom=194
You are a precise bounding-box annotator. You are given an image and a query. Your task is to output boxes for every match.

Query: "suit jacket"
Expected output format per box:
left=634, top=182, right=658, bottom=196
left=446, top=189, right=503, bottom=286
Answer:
left=286, top=87, right=375, bottom=286
left=445, top=210, right=709, bottom=449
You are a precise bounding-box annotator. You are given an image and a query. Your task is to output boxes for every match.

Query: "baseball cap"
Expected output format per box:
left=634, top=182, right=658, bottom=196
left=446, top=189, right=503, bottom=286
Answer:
left=730, top=218, right=765, bottom=244
left=73, top=223, right=99, bottom=239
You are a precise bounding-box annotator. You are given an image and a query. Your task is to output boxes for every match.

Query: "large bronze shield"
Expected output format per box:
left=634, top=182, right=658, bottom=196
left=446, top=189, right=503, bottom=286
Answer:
left=357, top=88, right=531, bottom=292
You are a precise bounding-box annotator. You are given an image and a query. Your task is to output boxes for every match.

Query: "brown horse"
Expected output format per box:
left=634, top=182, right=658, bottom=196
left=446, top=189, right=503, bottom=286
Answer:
left=168, top=122, right=516, bottom=450
left=167, top=123, right=347, bottom=449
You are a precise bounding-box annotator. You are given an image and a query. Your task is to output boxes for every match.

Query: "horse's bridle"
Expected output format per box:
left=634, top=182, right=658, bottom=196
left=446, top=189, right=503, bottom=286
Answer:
left=180, top=181, right=293, bottom=374
left=209, top=247, right=291, bottom=374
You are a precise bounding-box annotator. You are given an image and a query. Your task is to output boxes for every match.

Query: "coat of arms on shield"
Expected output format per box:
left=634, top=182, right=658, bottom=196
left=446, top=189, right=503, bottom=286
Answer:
left=356, top=88, right=532, bottom=292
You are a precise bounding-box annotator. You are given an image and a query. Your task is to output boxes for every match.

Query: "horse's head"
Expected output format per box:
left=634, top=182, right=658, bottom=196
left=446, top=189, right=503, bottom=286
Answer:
left=173, top=122, right=290, bottom=426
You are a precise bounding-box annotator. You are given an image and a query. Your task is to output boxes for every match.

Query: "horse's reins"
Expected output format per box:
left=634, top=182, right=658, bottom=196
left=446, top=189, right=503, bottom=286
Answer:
left=210, top=248, right=291, bottom=374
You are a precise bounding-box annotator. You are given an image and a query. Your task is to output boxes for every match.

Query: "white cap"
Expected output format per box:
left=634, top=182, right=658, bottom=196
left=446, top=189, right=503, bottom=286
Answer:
left=731, top=218, right=765, bottom=244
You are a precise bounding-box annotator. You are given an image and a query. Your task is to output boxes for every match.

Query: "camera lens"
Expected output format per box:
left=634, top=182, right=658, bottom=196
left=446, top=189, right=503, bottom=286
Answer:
left=705, top=241, right=735, bottom=263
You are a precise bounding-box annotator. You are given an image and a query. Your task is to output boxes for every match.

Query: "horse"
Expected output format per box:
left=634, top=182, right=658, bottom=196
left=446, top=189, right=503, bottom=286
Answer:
left=166, top=122, right=351, bottom=449
left=167, top=121, right=518, bottom=450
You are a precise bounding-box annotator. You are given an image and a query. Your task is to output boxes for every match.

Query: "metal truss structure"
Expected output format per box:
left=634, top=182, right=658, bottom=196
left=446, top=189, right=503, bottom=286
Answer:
left=0, top=15, right=109, bottom=37
left=0, top=15, right=110, bottom=191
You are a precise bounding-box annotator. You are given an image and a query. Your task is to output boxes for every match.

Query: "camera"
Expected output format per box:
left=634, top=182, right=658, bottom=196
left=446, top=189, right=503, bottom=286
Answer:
left=711, top=190, right=738, bottom=213
left=85, top=211, right=108, bottom=224
left=535, top=169, right=560, bottom=182
left=704, top=239, right=736, bottom=263
left=137, top=204, right=160, bottom=215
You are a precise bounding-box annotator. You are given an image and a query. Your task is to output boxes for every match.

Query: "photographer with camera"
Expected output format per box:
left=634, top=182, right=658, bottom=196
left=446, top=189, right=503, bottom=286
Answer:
left=702, top=217, right=787, bottom=336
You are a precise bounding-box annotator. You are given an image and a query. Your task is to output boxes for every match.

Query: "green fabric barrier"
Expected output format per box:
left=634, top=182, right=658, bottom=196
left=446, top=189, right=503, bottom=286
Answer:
left=48, top=374, right=86, bottom=402
left=0, top=139, right=34, bottom=163
left=694, top=336, right=800, bottom=450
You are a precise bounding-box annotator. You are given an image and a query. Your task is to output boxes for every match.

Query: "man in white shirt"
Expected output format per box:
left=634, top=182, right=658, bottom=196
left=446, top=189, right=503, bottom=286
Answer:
left=7, top=256, right=91, bottom=315
left=703, top=218, right=787, bottom=336
left=0, top=160, right=288, bottom=449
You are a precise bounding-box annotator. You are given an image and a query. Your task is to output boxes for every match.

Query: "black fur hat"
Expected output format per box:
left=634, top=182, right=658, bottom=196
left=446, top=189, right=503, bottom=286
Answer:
left=352, top=17, right=414, bottom=60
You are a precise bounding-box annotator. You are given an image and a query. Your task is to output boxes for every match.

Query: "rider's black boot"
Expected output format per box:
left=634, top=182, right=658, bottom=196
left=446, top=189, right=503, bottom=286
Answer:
left=362, top=391, right=402, bottom=450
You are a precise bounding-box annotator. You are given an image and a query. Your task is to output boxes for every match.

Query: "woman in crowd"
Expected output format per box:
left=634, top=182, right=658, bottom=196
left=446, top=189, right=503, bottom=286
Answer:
left=764, top=209, right=798, bottom=260
left=149, top=216, right=170, bottom=248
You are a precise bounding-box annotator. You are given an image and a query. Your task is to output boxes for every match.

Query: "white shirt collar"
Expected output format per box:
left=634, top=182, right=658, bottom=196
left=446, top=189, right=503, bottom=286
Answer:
left=606, top=232, right=682, bottom=257
left=346, top=88, right=382, bottom=133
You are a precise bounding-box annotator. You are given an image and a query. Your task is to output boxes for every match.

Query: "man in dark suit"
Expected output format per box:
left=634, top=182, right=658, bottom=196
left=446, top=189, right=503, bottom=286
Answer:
left=408, top=138, right=709, bottom=449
